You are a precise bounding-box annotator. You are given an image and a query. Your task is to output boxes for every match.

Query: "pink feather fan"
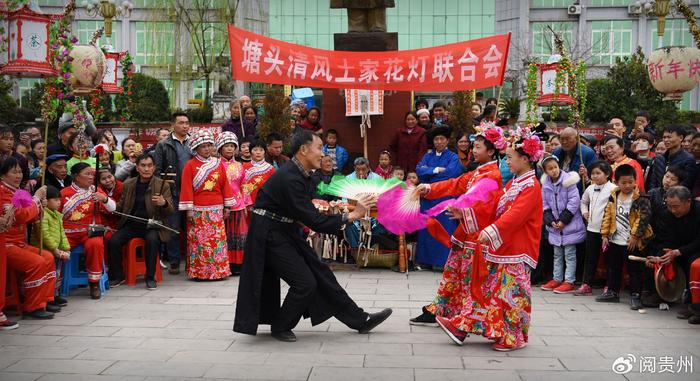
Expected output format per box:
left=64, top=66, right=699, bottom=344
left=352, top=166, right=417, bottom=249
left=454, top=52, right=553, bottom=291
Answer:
left=424, top=178, right=499, bottom=217
left=377, top=185, right=429, bottom=235
left=11, top=189, right=34, bottom=209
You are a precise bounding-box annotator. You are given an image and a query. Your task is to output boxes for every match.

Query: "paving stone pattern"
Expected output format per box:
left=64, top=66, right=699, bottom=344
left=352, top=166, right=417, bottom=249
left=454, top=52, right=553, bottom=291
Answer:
left=1, top=270, right=698, bottom=380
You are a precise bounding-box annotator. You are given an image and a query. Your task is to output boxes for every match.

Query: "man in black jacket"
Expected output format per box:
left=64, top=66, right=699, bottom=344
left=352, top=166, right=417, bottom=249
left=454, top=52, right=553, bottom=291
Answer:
left=648, top=125, right=697, bottom=190
left=234, top=130, right=392, bottom=342
left=649, top=186, right=700, bottom=323
left=153, top=112, right=192, bottom=274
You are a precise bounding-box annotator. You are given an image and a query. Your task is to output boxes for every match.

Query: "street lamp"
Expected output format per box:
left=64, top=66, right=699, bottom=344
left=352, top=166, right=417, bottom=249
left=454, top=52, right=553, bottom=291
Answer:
left=81, top=0, right=133, bottom=39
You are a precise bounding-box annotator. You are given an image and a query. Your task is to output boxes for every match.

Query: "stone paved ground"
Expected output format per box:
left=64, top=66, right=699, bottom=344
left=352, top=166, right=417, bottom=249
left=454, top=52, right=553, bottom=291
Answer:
left=1, top=269, right=699, bottom=381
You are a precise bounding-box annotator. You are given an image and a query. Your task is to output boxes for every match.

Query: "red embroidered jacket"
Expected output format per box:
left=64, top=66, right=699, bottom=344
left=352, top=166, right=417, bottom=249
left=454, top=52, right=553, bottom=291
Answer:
left=481, top=170, right=543, bottom=268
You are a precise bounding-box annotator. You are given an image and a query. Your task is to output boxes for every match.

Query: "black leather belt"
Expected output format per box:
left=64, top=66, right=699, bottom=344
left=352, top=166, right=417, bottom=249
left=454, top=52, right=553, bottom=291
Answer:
left=253, top=208, right=294, bottom=224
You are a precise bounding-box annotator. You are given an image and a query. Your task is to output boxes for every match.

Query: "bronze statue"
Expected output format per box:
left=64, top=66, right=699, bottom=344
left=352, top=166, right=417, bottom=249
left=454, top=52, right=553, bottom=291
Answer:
left=330, top=0, right=395, bottom=33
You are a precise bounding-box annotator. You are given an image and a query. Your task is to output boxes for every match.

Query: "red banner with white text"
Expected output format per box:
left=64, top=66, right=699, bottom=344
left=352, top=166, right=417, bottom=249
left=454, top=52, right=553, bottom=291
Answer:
left=228, top=25, right=511, bottom=91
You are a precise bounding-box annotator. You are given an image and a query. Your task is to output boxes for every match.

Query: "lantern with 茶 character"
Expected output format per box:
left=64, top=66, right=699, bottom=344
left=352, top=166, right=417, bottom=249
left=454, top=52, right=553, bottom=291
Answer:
left=535, top=58, right=576, bottom=107
left=69, top=42, right=106, bottom=95
left=648, top=46, right=700, bottom=101
left=0, top=4, right=59, bottom=77
left=101, top=50, right=122, bottom=93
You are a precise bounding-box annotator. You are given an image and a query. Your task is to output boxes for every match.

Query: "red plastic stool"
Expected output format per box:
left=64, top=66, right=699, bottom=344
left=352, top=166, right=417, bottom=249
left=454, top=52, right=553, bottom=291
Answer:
left=123, top=238, right=162, bottom=285
left=4, top=271, right=22, bottom=316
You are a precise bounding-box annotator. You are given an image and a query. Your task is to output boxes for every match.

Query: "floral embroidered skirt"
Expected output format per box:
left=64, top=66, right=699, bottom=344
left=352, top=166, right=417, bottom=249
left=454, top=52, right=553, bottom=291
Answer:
left=225, top=209, right=248, bottom=265
left=449, top=260, right=532, bottom=348
left=425, top=242, right=477, bottom=318
left=187, top=209, right=231, bottom=280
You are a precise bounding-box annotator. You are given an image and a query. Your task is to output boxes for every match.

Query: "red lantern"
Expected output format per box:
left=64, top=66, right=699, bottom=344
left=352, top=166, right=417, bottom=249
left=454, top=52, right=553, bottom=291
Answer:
left=101, top=51, right=122, bottom=93
left=0, top=4, right=60, bottom=77
left=535, top=62, right=576, bottom=107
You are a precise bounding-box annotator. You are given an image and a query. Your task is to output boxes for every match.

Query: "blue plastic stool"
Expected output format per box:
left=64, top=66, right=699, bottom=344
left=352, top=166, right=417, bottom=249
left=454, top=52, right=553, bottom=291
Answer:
left=60, top=245, right=109, bottom=297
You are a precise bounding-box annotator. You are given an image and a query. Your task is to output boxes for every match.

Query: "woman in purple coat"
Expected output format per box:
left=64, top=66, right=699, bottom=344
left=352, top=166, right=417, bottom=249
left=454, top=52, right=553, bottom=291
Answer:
left=540, top=156, right=586, bottom=294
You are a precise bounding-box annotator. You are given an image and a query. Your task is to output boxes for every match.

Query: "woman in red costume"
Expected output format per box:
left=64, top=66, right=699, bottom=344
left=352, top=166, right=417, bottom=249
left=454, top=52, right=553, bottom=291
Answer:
left=435, top=128, right=545, bottom=352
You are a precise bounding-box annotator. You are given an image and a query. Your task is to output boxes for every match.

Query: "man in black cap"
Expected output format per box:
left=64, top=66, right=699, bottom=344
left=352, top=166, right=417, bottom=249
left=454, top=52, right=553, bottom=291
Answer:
left=234, top=130, right=392, bottom=342
left=44, top=154, right=72, bottom=190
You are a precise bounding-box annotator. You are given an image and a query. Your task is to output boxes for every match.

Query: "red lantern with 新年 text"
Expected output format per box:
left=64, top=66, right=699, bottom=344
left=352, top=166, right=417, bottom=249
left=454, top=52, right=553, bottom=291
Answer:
left=0, top=4, right=60, bottom=77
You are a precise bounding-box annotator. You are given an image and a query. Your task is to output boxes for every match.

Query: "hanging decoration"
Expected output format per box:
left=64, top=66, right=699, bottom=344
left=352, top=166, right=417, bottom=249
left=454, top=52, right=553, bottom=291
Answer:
left=42, top=0, right=80, bottom=124
left=101, top=50, right=122, bottom=93
left=68, top=26, right=106, bottom=96
left=89, top=86, right=106, bottom=122
left=0, top=1, right=60, bottom=76
left=118, top=51, right=133, bottom=126
left=525, top=27, right=587, bottom=127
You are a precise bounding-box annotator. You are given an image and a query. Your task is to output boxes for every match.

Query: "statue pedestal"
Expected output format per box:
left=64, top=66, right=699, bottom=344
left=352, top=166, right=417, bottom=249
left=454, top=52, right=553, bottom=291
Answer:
left=322, top=32, right=409, bottom=171
left=333, top=32, right=398, bottom=51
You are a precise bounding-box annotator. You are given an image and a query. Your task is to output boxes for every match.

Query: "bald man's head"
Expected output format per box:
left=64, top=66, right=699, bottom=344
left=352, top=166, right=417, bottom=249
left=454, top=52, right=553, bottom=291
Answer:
left=560, top=127, right=578, bottom=152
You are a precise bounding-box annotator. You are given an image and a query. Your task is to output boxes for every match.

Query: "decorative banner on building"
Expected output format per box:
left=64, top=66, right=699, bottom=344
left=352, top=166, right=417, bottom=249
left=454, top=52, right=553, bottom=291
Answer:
left=228, top=25, right=511, bottom=91
left=345, top=89, right=384, bottom=116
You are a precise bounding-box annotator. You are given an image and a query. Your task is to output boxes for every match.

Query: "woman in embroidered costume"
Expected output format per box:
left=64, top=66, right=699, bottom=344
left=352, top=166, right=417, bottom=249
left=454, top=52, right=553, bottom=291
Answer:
left=216, top=131, right=250, bottom=275
left=60, top=162, right=117, bottom=299
left=1, top=157, right=57, bottom=319
left=242, top=139, right=275, bottom=213
left=409, top=125, right=505, bottom=326
left=435, top=129, right=544, bottom=352
left=179, top=130, right=235, bottom=280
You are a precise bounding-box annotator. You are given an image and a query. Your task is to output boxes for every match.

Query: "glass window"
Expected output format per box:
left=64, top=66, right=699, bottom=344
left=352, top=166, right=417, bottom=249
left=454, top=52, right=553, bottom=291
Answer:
left=17, top=78, right=41, bottom=108
left=532, top=22, right=574, bottom=59
left=589, top=0, right=633, bottom=6
left=36, top=0, right=65, bottom=6
left=134, top=22, right=175, bottom=66
left=192, top=79, right=215, bottom=101
left=531, top=0, right=570, bottom=8
left=76, top=20, right=121, bottom=50
left=590, top=20, right=633, bottom=66
left=651, top=19, right=696, bottom=50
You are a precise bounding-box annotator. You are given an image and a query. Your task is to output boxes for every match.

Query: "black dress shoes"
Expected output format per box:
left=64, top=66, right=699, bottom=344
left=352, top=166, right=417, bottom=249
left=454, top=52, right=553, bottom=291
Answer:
left=24, top=309, right=54, bottom=320
left=271, top=330, right=297, bottom=342
left=45, top=303, right=61, bottom=313
left=358, top=308, right=393, bottom=334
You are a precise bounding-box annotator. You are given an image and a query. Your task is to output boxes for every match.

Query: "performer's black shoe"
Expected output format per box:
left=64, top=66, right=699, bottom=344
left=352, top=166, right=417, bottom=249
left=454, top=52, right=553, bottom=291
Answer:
left=677, top=308, right=693, bottom=320
left=595, top=289, right=619, bottom=303
left=50, top=296, right=68, bottom=307
left=45, top=303, right=61, bottom=313
left=358, top=308, right=393, bottom=334
left=409, top=307, right=437, bottom=327
left=24, top=309, right=54, bottom=320
left=271, top=330, right=297, bottom=342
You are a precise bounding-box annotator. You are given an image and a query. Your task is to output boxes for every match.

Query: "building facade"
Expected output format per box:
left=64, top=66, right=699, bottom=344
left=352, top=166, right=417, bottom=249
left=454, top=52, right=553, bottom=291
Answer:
left=497, top=0, right=700, bottom=110
left=8, top=0, right=700, bottom=112
left=10, top=0, right=268, bottom=110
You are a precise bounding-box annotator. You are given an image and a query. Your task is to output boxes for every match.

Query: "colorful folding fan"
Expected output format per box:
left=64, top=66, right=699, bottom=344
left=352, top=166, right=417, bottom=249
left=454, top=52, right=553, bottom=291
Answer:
left=376, top=186, right=429, bottom=235
left=316, top=175, right=404, bottom=200
left=424, top=178, right=500, bottom=217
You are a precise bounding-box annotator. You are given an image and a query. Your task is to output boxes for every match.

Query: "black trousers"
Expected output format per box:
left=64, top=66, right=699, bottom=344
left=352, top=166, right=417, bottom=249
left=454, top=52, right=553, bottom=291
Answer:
left=605, top=242, right=644, bottom=294
left=108, top=224, right=161, bottom=280
left=264, top=235, right=368, bottom=333
left=582, top=231, right=602, bottom=285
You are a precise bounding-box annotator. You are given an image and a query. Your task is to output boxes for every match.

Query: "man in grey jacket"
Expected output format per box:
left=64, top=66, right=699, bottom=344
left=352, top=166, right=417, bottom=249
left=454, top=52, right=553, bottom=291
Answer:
left=153, top=112, right=192, bottom=274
